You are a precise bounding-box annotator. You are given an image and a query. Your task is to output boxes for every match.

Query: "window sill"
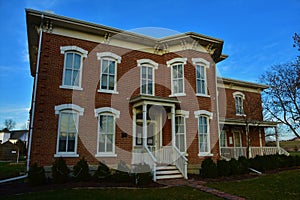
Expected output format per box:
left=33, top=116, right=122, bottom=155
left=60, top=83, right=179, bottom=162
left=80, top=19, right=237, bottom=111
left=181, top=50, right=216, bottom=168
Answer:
left=54, top=153, right=79, bottom=158
left=95, top=153, right=117, bottom=158
left=236, top=114, right=246, bottom=117
left=97, top=89, right=119, bottom=94
left=169, top=93, right=186, bottom=97
left=198, top=153, right=213, bottom=157
left=60, top=85, right=83, bottom=91
left=196, top=93, right=210, bottom=98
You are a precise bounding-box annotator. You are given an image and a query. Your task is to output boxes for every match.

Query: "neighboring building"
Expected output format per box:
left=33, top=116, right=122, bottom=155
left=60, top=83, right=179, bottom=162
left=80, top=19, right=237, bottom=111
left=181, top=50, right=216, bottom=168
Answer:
left=26, top=9, right=288, bottom=180
left=0, top=141, right=18, bottom=161
left=0, top=128, right=10, bottom=144
left=9, top=130, right=29, bottom=146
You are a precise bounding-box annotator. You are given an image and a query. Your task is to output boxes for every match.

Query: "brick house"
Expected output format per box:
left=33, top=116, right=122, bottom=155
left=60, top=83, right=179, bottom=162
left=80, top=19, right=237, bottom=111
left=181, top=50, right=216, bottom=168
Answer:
left=26, top=9, right=287, bottom=180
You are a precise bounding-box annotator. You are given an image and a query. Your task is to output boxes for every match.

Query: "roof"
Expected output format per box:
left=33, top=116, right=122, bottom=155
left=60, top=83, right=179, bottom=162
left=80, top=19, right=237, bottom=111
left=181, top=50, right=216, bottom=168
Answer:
left=9, top=130, right=28, bottom=140
left=220, top=118, right=279, bottom=127
left=217, top=77, right=269, bottom=90
left=26, top=9, right=227, bottom=76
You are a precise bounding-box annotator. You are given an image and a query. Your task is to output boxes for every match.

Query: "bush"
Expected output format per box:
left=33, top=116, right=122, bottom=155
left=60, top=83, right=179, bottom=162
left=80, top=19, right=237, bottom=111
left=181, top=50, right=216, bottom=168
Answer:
left=133, top=163, right=152, bottom=186
left=228, top=158, right=240, bottom=175
left=238, top=156, right=249, bottom=174
left=200, top=158, right=217, bottom=178
left=217, top=160, right=230, bottom=177
left=73, top=157, right=90, bottom=181
left=111, top=160, right=133, bottom=183
left=52, top=157, right=70, bottom=183
left=28, top=163, right=46, bottom=186
left=94, top=161, right=111, bottom=181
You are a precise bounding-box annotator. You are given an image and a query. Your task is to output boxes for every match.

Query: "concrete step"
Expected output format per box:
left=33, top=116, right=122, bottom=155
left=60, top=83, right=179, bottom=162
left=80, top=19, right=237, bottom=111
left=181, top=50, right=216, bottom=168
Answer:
left=156, top=165, right=177, bottom=170
left=156, top=170, right=181, bottom=175
left=156, top=174, right=183, bottom=180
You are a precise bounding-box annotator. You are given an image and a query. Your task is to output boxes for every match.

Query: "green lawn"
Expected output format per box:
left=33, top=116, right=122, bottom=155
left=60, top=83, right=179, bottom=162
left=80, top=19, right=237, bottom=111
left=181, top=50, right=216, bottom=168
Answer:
left=289, top=151, right=300, bottom=156
left=207, top=169, right=300, bottom=200
left=0, top=162, right=26, bottom=180
left=4, top=186, right=221, bottom=200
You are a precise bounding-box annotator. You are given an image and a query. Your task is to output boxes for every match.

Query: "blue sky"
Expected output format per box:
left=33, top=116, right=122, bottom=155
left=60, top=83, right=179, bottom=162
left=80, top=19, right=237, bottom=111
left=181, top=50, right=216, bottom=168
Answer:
left=0, top=0, right=299, bottom=132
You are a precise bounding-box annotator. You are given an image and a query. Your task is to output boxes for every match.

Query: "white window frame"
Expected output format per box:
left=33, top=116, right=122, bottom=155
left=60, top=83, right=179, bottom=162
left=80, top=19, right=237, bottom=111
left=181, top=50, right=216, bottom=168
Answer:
left=192, top=58, right=210, bottom=97
left=54, top=104, right=84, bottom=157
left=137, top=59, right=158, bottom=96
left=97, top=52, right=121, bottom=94
left=233, top=92, right=246, bottom=116
left=175, top=110, right=189, bottom=153
left=194, top=110, right=213, bottom=157
left=60, top=46, right=88, bottom=90
left=94, top=107, right=120, bottom=157
left=167, top=58, right=187, bottom=97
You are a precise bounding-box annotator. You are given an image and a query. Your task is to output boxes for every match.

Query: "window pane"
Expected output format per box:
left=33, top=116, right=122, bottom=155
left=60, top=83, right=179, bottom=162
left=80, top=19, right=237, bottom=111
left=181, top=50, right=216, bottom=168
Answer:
left=109, top=61, right=115, bottom=74
left=148, top=67, right=152, bottom=79
left=196, top=66, right=200, bottom=78
left=102, top=60, right=109, bottom=73
left=64, top=69, right=72, bottom=86
left=98, top=134, right=105, bottom=152
left=106, top=116, right=114, bottom=133
left=67, top=132, right=75, bottom=152
left=177, top=65, right=183, bottom=78
left=141, top=81, right=146, bottom=94
left=178, top=79, right=183, bottom=93
left=109, top=75, right=115, bottom=90
left=72, top=70, right=79, bottom=86
left=148, top=82, right=153, bottom=94
left=58, top=134, right=67, bottom=152
left=68, top=114, right=77, bottom=132
left=172, top=65, right=178, bottom=78
left=74, top=54, right=81, bottom=69
left=106, top=135, right=113, bottom=152
left=101, top=74, right=108, bottom=89
left=66, top=53, right=73, bottom=69
left=142, top=67, right=146, bottom=78
left=60, top=113, right=69, bottom=132
left=173, top=80, right=178, bottom=93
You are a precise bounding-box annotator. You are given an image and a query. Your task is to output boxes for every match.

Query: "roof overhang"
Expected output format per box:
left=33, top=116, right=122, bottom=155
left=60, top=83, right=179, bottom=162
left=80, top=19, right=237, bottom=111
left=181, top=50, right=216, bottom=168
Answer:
left=220, top=118, right=280, bottom=127
left=130, top=95, right=180, bottom=108
left=217, top=77, right=269, bottom=91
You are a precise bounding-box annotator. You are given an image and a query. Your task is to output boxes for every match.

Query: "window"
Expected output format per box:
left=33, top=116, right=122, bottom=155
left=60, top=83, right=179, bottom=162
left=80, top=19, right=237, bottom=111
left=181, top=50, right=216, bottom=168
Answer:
left=167, top=58, right=187, bottom=96
left=54, top=104, right=84, bottom=157
left=97, top=52, right=121, bottom=94
left=60, top=46, right=88, bottom=90
left=137, top=59, right=158, bottom=96
left=233, top=92, right=245, bottom=115
left=175, top=116, right=185, bottom=152
left=192, top=58, right=210, bottom=96
left=194, top=110, right=213, bottom=156
left=94, top=107, right=120, bottom=157
left=220, top=130, right=227, bottom=147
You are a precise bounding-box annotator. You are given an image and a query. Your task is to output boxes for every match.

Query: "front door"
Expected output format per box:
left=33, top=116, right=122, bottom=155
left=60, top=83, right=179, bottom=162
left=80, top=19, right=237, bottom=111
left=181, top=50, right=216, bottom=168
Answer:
left=147, top=121, right=159, bottom=152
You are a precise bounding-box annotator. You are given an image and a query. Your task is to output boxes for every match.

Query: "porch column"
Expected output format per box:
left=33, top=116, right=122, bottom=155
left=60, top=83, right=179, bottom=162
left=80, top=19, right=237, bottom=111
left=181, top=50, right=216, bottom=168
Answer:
left=275, top=126, right=280, bottom=152
left=259, top=129, right=263, bottom=155
left=171, top=106, right=176, bottom=147
left=143, top=104, right=147, bottom=147
left=132, top=107, right=137, bottom=148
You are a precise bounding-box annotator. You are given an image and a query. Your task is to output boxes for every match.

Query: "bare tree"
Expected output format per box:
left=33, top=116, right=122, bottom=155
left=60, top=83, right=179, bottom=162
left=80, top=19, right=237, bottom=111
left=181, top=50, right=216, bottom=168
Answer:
left=260, top=33, right=300, bottom=139
left=3, top=119, right=16, bottom=130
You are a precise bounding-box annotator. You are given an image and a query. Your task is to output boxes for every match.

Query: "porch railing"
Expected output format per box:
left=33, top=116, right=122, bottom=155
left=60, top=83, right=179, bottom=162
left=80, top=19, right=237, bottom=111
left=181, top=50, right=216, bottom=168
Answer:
left=143, top=144, right=157, bottom=181
left=220, top=147, right=289, bottom=160
left=173, top=146, right=188, bottom=179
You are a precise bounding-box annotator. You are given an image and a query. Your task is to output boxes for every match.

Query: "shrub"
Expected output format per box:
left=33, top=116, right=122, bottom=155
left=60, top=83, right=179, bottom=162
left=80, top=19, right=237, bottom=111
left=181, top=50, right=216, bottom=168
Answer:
left=200, top=158, right=217, bottom=178
left=217, top=160, right=230, bottom=177
left=94, top=161, right=111, bottom=181
left=228, top=158, right=240, bottom=175
left=133, top=163, right=152, bottom=186
left=52, top=157, right=70, bottom=183
left=28, top=163, right=46, bottom=186
left=238, top=156, right=249, bottom=174
left=111, top=160, right=133, bottom=183
left=73, top=157, right=90, bottom=181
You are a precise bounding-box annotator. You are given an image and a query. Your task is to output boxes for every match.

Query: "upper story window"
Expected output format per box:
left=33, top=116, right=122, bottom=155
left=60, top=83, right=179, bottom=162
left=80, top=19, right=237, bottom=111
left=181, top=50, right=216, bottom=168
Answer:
left=233, top=92, right=245, bottom=116
left=137, top=59, right=158, bottom=96
left=94, top=107, right=120, bottom=157
left=97, top=52, right=122, bottom=94
left=192, top=58, right=210, bottom=97
left=167, top=58, right=187, bottom=96
left=54, top=104, right=84, bottom=157
left=194, top=110, right=213, bottom=157
left=60, top=46, right=88, bottom=90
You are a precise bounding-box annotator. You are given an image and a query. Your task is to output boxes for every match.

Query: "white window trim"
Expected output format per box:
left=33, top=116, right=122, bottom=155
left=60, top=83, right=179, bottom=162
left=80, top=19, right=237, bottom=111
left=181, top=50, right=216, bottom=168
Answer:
left=54, top=105, right=84, bottom=157
left=167, top=58, right=187, bottom=97
left=175, top=110, right=189, bottom=153
left=60, top=46, right=88, bottom=90
left=94, top=107, right=120, bottom=157
left=233, top=92, right=246, bottom=116
left=138, top=59, right=158, bottom=96
left=194, top=110, right=213, bottom=157
left=97, top=52, right=121, bottom=94
left=192, top=58, right=210, bottom=97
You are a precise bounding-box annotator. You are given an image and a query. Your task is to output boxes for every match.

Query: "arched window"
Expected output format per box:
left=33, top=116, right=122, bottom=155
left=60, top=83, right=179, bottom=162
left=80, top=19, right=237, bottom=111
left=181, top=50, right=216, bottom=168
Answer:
left=137, top=59, right=158, bottom=96
left=233, top=92, right=245, bottom=115
left=167, top=58, right=187, bottom=96
left=60, top=46, right=88, bottom=90
left=94, top=107, right=120, bottom=157
left=54, top=104, right=84, bottom=157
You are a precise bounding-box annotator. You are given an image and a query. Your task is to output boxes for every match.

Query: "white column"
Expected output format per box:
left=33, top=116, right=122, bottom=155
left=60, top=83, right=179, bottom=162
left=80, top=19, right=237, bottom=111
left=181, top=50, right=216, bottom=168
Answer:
left=132, top=107, right=137, bottom=148
left=259, top=128, right=263, bottom=155
left=275, top=126, right=280, bottom=152
left=143, top=104, right=147, bottom=147
left=171, top=106, right=176, bottom=147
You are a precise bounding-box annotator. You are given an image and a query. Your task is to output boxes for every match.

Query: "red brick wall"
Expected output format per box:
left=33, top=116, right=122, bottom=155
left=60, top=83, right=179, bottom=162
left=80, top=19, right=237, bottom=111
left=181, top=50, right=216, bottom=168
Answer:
left=30, top=32, right=219, bottom=167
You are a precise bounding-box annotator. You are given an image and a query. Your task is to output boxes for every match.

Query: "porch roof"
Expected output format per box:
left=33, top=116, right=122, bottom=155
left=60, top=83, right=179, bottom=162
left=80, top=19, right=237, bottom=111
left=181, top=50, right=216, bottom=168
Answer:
left=219, top=118, right=280, bottom=127
left=129, top=95, right=180, bottom=107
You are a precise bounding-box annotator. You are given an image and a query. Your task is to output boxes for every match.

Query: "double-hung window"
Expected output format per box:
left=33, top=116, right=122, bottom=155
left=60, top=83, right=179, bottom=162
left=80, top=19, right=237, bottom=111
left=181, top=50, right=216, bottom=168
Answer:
left=233, top=92, right=245, bottom=116
left=175, top=116, right=185, bottom=152
left=192, top=58, right=210, bottom=96
left=97, top=52, right=122, bottom=94
left=95, top=107, right=120, bottom=157
left=167, top=58, right=187, bottom=96
left=137, top=59, right=158, bottom=96
left=60, top=46, right=88, bottom=90
left=194, top=110, right=213, bottom=156
left=54, top=104, right=84, bottom=157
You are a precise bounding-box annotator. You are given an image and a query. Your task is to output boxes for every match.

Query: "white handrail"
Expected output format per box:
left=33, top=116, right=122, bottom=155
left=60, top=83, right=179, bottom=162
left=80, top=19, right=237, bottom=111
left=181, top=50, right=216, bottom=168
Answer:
left=173, top=146, right=188, bottom=179
left=143, top=144, right=157, bottom=181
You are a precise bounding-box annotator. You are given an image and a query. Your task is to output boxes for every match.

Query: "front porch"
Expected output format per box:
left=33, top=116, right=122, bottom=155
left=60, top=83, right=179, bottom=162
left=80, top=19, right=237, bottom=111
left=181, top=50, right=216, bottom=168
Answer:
left=130, top=96, right=188, bottom=181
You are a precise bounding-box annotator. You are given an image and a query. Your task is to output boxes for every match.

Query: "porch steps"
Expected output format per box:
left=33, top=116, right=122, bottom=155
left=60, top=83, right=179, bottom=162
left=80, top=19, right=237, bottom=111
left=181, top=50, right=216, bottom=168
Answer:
left=156, top=165, right=183, bottom=180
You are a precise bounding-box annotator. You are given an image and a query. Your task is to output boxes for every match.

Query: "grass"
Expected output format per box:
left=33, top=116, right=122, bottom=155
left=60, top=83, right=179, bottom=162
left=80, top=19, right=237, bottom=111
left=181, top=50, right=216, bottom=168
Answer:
left=289, top=151, right=300, bottom=156
left=4, top=186, right=221, bottom=200
left=207, top=169, right=300, bottom=200
left=0, top=162, right=26, bottom=180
